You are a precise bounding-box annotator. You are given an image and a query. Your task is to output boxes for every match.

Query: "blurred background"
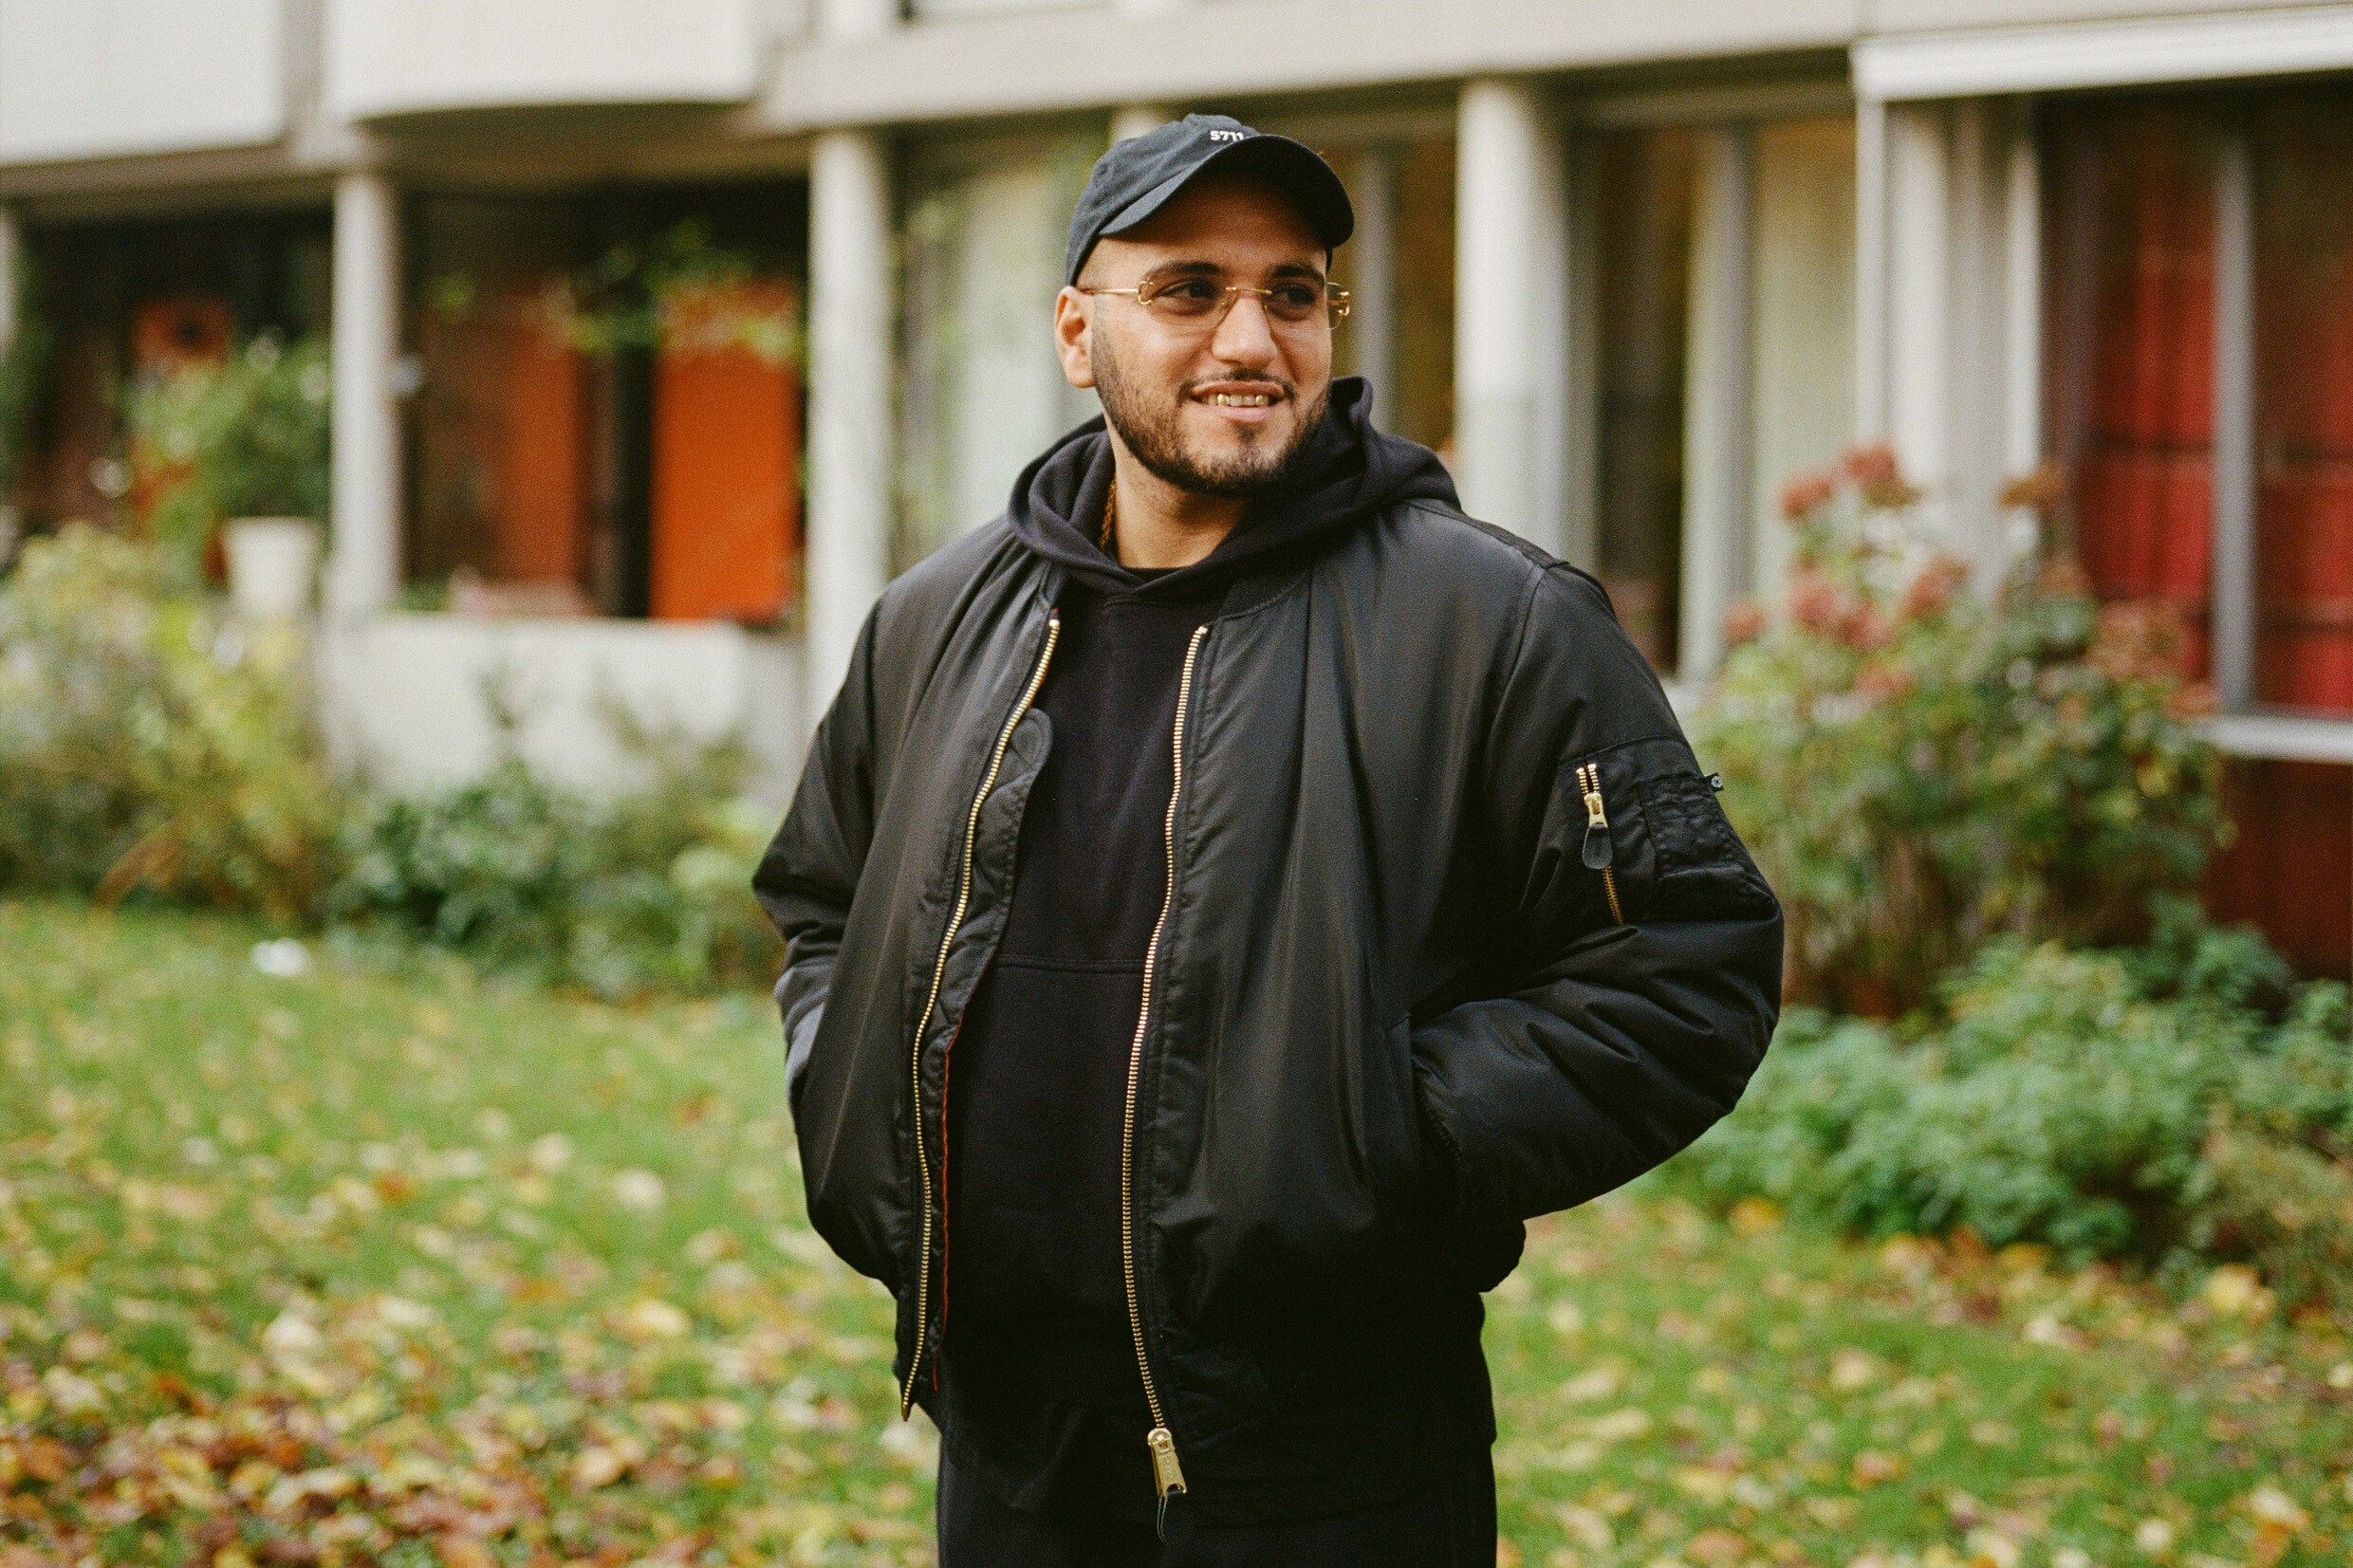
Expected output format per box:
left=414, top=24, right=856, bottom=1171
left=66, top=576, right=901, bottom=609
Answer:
left=1, top=2, right=2350, bottom=1566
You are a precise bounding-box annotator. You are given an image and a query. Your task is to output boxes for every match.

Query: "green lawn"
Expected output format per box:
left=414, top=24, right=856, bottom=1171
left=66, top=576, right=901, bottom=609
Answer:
left=1, top=900, right=2347, bottom=1567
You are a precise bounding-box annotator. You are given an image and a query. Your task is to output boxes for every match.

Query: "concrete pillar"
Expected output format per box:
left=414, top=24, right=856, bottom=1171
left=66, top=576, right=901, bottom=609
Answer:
left=1874, top=99, right=2032, bottom=590
left=1853, top=96, right=1889, bottom=440
left=325, top=171, right=402, bottom=618
left=1454, top=78, right=1567, bottom=556
left=1883, top=101, right=1951, bottom=544
left=2001, top=99, right=2042, bottom=484
left=1345, top=148, right=1397, bottom=410
left=805, top=128, right=897, bottom=728
left=1678, top=125, right=1756, bottom=680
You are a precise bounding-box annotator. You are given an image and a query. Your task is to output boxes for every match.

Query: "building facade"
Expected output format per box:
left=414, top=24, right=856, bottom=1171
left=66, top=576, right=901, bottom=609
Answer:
left=1, top=0, right=2348, bottom=970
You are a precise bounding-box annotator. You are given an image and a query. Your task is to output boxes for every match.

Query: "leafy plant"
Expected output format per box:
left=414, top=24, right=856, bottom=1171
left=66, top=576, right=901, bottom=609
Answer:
left=326, top=705, right=779, bottom=999
left=0, top=525, right=344, bottom=919
left=1697, top=447, right=2225, bottom=1014
left=428, top=220, right=801, bottom=367
left=123, top=332, right=330, bottom=581
left=1682, top=931, right=2353, bottom=1303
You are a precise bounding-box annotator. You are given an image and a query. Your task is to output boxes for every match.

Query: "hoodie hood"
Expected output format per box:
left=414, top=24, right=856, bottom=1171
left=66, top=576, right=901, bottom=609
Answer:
left=1005, top=376, right=1458, bottom=600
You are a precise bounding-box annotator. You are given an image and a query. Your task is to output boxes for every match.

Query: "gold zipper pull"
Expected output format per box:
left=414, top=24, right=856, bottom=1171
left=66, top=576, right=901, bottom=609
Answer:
left=1579, top=764, right=1613, bottom=871
left=1147, top=1426, right=1188, bottom=1498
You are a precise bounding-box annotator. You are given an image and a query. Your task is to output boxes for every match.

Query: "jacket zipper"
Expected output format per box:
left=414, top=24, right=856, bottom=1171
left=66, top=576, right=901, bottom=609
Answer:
left=1123, top=621, right=1209, bottom=1521
left=1577, top=762, right=1623, bottom=923
left=899, top=608, right=1062, bottom=1419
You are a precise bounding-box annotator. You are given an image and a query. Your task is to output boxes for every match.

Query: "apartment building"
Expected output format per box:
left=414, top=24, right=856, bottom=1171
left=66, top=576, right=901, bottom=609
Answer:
left=1, top=0, right=2347, bottom=969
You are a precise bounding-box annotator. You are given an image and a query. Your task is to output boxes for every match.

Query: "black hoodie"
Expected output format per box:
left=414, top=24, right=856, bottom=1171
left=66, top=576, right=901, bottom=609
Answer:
left=936, top=378, right=1466, bottom=1519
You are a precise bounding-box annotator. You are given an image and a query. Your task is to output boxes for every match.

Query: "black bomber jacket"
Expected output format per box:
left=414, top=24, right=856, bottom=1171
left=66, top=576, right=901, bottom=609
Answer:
left=752, top=386, right=1785, bottom=1528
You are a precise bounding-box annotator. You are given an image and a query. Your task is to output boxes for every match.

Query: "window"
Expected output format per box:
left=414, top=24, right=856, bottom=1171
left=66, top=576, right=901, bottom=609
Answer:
left=2041, top=95, right=2220, bottom=676
left=408, top=182, right=806, bottom=620
left=1323, top=138, right=1456, bottom=459
left=898, top=129, right=1102, bottom=572
left=1581, top=113, right=1857, bottom=679
left=2047, top=81, right=2353, bottom=721
left=2042, top=83, right=2353, bottom=976
left=2251, top=89, right=2353, bottom=715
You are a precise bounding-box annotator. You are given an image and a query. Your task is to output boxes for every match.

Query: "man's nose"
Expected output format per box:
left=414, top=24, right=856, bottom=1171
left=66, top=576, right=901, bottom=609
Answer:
left=1208, top=292, right=1280, bottom=366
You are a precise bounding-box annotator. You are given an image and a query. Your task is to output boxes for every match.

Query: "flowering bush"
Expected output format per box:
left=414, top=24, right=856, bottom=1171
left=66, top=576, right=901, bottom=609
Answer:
left=1695, top=448, right=2223, bottom=1013
left=0, top=525, right=344, bottom=919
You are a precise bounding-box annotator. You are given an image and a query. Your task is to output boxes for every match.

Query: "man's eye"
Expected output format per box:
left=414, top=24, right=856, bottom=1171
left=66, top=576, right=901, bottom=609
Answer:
left=1153, top=278, right=1224, bottom=304
left=1267, top=284, right=1324, bottom=312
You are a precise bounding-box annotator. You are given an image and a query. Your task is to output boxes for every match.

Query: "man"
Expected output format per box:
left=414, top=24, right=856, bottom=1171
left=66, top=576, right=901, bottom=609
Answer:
left=754, top=114, right=1783, bottom=1567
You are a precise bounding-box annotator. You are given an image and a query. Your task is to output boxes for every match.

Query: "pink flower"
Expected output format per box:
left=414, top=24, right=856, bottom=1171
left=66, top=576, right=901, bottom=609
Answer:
left=1778, top=470, right=1835, bottom=523
left=1842, top=603, right=1894, bottom=653
left=1842, top=444, right=1920, bottom=509
left=1788, top=569, right=1843, bottom=636
left=1721, top=600, right=1769, bottom=648
left=1854, top=660, right=1917, bottom=704
left=1898, top=557, right=1969, bottom=622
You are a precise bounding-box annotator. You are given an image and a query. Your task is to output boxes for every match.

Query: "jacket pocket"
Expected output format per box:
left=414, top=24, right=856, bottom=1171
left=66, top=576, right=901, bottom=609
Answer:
left=1562, top=735, right=1772, bottom=928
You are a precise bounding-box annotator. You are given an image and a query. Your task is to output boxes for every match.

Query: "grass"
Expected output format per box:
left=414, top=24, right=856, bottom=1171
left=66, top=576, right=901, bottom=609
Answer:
left=1, top=899, right=2348, bottom=1567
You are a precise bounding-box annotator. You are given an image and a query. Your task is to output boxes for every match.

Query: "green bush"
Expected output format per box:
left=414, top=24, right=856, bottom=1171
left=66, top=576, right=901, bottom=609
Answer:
left=123, top=332, right=330, bottom=581
left=1682, top=927, right=2353, bottom=1302
left=1696, top=450, right=2224, bottom=1014
left=0, top=525, right=343, bottom=919
left=0, top=523, right=778, bottom=994
left=326, top=715, right=780, bottom=1000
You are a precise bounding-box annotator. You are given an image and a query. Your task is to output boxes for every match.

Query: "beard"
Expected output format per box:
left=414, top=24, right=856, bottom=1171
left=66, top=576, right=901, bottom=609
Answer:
left=1091, top=329, right=1330, bottom=498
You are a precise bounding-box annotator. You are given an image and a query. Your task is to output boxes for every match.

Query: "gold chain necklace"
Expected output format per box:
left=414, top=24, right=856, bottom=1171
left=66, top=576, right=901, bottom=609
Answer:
left=1098, top=477, right=1118, bottom=558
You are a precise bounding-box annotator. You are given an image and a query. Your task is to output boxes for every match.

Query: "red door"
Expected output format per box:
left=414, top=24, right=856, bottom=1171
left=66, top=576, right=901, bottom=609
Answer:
left=649, top=279, right=803, bottom=623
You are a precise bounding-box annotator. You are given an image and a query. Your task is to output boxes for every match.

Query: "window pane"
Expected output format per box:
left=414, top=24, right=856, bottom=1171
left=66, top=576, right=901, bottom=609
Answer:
left=1388, top=139, right=1458, bottom=459
left=1325, top=139, right=1455, bottom=457
left=2041, top=95, right=2221, bottom=678
left=2253, top=85, right=2353, bottom=715
left=899, top=133, right=1102, bottom=572
left=1590, top=125, right=1695, bottom=673
left=1749, top=116, right=1855, bottom=610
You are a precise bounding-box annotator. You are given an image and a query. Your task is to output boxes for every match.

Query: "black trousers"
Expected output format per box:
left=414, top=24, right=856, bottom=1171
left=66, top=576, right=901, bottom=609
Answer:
left=936, top=1443, right=1498, bottom=1568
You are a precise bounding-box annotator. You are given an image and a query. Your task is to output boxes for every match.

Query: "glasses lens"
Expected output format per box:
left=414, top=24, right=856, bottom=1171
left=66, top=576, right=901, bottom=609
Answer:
left=1140, top=277, right=1225, bottom=320
left=1264, top=283, right=1327, bottom=323
left=1134, top=276, right=1343, bottom=328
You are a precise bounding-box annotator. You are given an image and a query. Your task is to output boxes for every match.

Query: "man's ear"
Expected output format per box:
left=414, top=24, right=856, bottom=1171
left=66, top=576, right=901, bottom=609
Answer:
left=1053, top=286, right=1096, bottom=390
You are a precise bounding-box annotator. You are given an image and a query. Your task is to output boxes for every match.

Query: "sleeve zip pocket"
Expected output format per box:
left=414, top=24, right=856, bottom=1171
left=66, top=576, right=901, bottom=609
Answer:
left=1575, top=761, right=1624, bottom=924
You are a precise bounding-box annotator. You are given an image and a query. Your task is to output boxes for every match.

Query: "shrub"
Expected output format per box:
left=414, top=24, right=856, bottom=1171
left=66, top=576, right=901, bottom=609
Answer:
left=0, top=525, right=343, bottom=919
left=1695, top=449, right=2224, bottom=1014
left=327, top=713, right=780, bottom=999
left=1682, top=932, right=2353, bottom=1303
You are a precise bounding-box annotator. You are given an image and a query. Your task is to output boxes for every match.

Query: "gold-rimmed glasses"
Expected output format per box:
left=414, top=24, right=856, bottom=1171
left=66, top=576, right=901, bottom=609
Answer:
left=1076, top=270, right=1351, bottom=331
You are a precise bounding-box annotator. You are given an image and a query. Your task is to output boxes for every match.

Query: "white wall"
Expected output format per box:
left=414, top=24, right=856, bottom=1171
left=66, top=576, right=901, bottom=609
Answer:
left=321, top=617, right=807, bottom=804
left=325, top=0, right=765, bottom=120
left=0, top=0, right=286, bottom=165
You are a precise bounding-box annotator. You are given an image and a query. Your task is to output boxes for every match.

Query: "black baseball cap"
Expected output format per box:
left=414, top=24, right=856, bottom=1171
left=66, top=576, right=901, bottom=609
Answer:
left=1064, top=113, right=1355, bottom=286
